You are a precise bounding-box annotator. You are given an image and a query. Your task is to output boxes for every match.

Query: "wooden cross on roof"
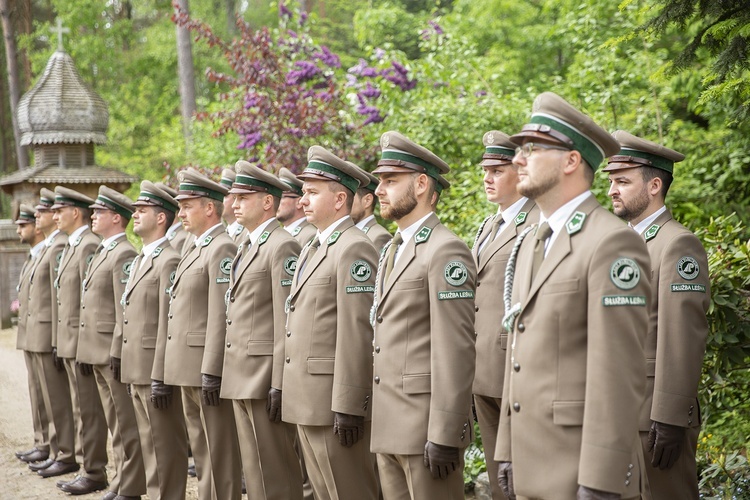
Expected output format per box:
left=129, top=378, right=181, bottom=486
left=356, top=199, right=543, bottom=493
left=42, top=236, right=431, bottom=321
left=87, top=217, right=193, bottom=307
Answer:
left=50, top=18, right=70, bottom=51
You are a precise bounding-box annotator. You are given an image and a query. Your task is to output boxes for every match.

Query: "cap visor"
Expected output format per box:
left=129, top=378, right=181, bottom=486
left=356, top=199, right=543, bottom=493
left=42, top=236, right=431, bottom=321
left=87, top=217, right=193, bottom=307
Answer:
left=509, top=130, right=567, bottom=146
left=480, top=158, right=513, bottom=167
left=175, top=193, right=203, bottom=201
left=228, top=186, right=264, bottom=195
left=372, top=165, right=417, bottom=175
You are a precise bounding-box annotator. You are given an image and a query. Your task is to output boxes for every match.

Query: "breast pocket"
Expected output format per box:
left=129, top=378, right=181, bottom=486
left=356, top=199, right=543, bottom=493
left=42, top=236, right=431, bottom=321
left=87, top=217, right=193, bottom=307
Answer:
left=542, top=278, right=579, bottom=295
left=308, top=276, right=331, bottom=287
left=393, top=278, right=424, bottom=291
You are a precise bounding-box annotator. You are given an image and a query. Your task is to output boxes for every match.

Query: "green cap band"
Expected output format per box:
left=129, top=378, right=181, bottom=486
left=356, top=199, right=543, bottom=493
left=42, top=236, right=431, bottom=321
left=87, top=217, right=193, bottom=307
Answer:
left=179, top=182, right=225, bottom=202
left=615, top=148, right=674, bottom=173
left=380, top=150, right=441, bottom=181
left=365, top=180, right=378, bottom=192
left=235, top=174, right=283, bottom=198
left=281, top=180, right=303, bottom=196
left=305, top=160, right=359, bottom=193
left=96, top=195, right=133, bottom=220
left=530, top=114, right=605, bottom=170
left=485, top=146, right=515, bottom=156
left=220, top=178, right=234, bottom=187
left=55, top=196, right=91, bottom=210
left=138, top=191, right=178, bottom=213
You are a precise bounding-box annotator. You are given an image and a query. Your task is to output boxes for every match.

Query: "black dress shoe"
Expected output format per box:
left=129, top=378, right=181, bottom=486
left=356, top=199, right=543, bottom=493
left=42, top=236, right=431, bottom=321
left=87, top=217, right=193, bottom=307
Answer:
left=58, top=476, right=108, bottom=495
left=113, top=496, right=141, bottom=499
left=15, top=447, right=39, bottom=459
left=20, top=448, right=49, bottom=463
left=101, top=491, right=118, bottom=500
left=28, top=458, right=55, bottom=471
left=38, top=460, right=80, bottom=478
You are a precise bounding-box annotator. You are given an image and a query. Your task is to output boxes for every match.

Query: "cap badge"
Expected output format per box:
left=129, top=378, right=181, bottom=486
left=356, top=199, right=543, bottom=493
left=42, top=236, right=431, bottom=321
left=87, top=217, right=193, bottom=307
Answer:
left=677, top=256, right=699, bottom=280
left=486, top=132, right=495, bottom=145
left=566, top=211, right=586, bottom=235
left=610, top=258, right=641, bottom=290
left=381, top=134, right=390, bottom=149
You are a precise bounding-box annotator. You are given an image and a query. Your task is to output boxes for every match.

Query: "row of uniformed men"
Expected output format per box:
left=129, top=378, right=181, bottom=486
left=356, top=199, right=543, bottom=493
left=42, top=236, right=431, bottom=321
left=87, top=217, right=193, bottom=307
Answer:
left=13, top=90, right=709, bottom=500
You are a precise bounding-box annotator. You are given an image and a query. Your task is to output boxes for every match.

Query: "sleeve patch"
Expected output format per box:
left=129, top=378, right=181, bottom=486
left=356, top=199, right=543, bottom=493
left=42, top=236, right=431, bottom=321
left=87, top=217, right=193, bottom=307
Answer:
left=284, top=256, right=298, bottom=276
left=444, top=261, right=469, bottom=286
left=438, top=290, right=475, bottom=300
left=220, top=257, right=233, bottom=275
left=350, top=260, right=372, bottom=282
left=281, top=279, right=293, bottom=287
left=123, top=260, right=133, bottom=276
left=602, top=295, right=646, bottom=306
left=670, top=283, right=706, bottom=293
left=610, top=258, right=640, bottom=290
left=346, top=285, right=375, bottom=293
left=676, top=256, right=700, bottom=280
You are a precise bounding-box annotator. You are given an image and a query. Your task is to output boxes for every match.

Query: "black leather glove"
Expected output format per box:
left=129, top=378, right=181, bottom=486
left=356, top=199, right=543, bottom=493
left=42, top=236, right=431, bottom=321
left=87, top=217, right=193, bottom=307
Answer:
left=77, top=362, right=93, bottom=376
left=576, top=485, right=620, bottom=500
left=51, top=348, right=64, bottom=371
left=648, top=420, right=685, bottom=469
left=150, top=380, right=173, bottom=410
left=201, top=373, right=222, bottom=406
left=423, top=441, right=460, bottom=479
left=110, top=356, right=121, bottom=382
left=497, top=461, right=516, bottom=500
left=333, top=412, right=365, bottom=447
left=267, top=388, right=282, bottom=422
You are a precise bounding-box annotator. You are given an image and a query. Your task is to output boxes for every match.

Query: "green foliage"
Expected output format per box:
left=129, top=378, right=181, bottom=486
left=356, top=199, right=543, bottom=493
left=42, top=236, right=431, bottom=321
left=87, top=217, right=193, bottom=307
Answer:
left=463, top=421, right=486, bottom=488
left=353, top=4, right=426, bottom=60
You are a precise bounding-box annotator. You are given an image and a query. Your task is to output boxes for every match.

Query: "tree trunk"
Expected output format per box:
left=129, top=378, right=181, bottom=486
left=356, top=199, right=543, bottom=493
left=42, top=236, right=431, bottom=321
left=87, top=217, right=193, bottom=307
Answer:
left=0, top=45, right=14, bottom=172
left=174, top=0, right=196, bottom=151
left=0, top=0, right=29, bottom=169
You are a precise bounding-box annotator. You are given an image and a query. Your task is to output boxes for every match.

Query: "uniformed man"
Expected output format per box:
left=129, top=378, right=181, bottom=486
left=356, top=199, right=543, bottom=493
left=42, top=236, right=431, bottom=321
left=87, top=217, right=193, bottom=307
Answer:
left=76, top=186, right=145, bottom=500
left=120, top=181, right=188, bottom=500
left=471, top=131, right=539, bottom=500
left=277, top=167, right=317, bottom=245
left=495, top=92, right=650, bottom=500
left=158, top=182, right=191, bottom=252
left=282, top=146, right=379, bottom=500
left=604, top=131, right=709, bottom=500
left=348, top=162, right=392, bottom=251
left=164, top=168, right=241, bottom=500
left=370, top=131, right=477, bottom=499
left=14, top=204, right=50, bottom=465
left=24, top=189, right=78, bottom=477
left=222, top=161, right=304, bottom=499
left=220, top=168, right=246, bottom=242
left=49, top=187, right=109, bottom=493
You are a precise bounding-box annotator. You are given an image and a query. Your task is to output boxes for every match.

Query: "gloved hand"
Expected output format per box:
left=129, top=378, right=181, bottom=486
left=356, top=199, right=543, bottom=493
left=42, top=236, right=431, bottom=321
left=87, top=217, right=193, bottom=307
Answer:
left=648, top=420, right=685, bottom=469
left=497, top=461, right=516, bottom=500
left=52, top=348, right=64, bottom=371
left=201, top=373, right=222, bottom=406
left=576, top=485, right=620, bottom=500
left=267, top=388, right=282, bottom=422
left=110, top=356, right=121, bottom=382
left=423, top=441, right=460, bottom=479
left=333, top=412, right=365, bottom=447
left=77, top=362, right=93, bottom=376
left=150, top=380, right=173, bottom=410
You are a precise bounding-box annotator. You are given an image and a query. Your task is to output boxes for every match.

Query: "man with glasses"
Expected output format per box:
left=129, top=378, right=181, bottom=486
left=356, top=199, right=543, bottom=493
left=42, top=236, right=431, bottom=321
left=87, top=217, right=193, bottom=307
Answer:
left=604, top=131, right=709, bottom=500
left=277, top=167, right=317, bottom=245
left=495, top=92, right=650, bottom=500
left=471, top=131, right=538, bottom=500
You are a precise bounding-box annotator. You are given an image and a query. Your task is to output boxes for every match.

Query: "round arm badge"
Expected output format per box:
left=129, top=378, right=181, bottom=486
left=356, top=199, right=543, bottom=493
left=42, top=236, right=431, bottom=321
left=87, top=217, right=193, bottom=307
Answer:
left=350, top=260, right=372, bottom=282
left=677, top=256, right=699, bottom=280
left=444, top=261, right=469, bottom=286
left=610, top=258, right=641, bottom=289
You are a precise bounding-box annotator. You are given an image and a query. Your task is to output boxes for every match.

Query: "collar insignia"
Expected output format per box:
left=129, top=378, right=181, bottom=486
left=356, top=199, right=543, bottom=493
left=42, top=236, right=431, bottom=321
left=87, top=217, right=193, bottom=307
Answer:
left=515, top=212, right=527, bottom=226
left=327, top=231, right=341, bottom=245
left=644, top=224, right=660, bottom=241
left=201, top=235, right=213, bottom=247
left=415, top=226, right=432, bottom=244
left=566, top=211, right=586, bottom=235
left=258, top=231, right=270, bottom=245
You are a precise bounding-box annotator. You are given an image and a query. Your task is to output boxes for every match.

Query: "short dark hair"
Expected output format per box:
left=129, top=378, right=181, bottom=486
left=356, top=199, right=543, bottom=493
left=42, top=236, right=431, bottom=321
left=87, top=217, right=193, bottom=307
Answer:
left=154, top=206, right=176, bottom=229
left=641, top=166, right=673, bottom=198
left=328, top=182, right=354, bottom=211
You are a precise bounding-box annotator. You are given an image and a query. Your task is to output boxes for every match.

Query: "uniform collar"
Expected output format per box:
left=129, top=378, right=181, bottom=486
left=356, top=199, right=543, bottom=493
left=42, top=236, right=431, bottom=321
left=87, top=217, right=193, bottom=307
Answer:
left=44, top=229, right=60, bottom=247
left=166, top=222, right=182, bottom=238
left=284, top=216, right=307, bottom=233
left=30, top=241, right=45, bottom=259
left=395, top=211, right=434, bottom=247
left=67, top=224, right=89, bottom=244
left=355, top=214, right=376, bottom=230
left=142, top=236, right=168, bottom=259
left=248, top=218, right=277, bottom=245
left=630, top=205, right=667, bottom=235
left=316, top=215, right=350, bottom=245
left=100, top=232, right=125, bottom=249
left=194, top=223, right=224, bottom=247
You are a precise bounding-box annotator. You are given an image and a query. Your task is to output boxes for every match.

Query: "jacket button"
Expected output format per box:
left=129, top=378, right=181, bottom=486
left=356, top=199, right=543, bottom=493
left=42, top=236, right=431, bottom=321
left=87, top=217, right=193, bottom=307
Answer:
left=287, top=331, right=291, bottom=337
left=688, top=419, right=692, bottom=425
left=167, top=335, right=172, bottom=340
left=285, top=357, right=290, bottom=363
left=688, top=409, right=693, bottom=415
left=374, top=376, right=380, bottom=384
left=476, top=281, right=481, bottom=287
left=226, top=342, right=231, bottom=348
left=625, top=480, right=630, bottom=486
left=475, top=306, right=479, bottom=312
left=513, top=362, right=520, bottom=372
left=626, top=471, right=632, bottom=478
left=80, top=322, right=84, bottom=327
left=81, top=305, right=85, bottom=309
left=517, top=323, right=525, bottom=332
left=125, top=300, right=129, bottom=306
left=123, top=339, right=127, bottom=344
left=230, top=296, right=235, bottom=303
left=374, top=346, right=380, bottom=353
left=290, top=305, right=295, bottom=312
left=124, top=319, right=128, bottom=324
left=513, top=402, right=521, bottom=412
left=377, top=316, right=383, bottom=323
left=168, top=313, right=173, bottom=319
left=227, top=319, right=232, bottom=325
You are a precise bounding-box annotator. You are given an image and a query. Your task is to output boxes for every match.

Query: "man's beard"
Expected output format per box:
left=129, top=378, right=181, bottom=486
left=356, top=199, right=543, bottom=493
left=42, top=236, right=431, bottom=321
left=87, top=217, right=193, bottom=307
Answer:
left=381, top=183, right=418, bottom=221
left=517, top=171, right=558, bottom=201
left=613, top=186, right=650, bottom=223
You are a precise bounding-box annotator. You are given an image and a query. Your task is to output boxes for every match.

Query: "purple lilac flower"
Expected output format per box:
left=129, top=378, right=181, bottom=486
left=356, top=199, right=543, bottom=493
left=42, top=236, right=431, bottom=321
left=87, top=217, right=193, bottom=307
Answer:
left=279, top=3, right=293, bottom=19
left=374, top=47, right=386, bottom=60
left=381, top=61, right=417, bottom=91
left=348, top=59, right=378, bottom=78
left=286, top=61, right=322, bottom=85
left=244, top=93, right=261, bottom=109
left=299, top=11, right=308, bottom=25
left=356, top=104, right=384, bottom=126
left=345, top=74, right=358, bottom=87
left=287, top=30, right=298, bottom=39
left=238, top=131, right=262, bottom=150
left=429, top=20, right=444, bottom=35
left=313, top=46, right=341, bottom=68
left=475, top=90, right=487, bottom=97
left=360, top=82, right=381, bottom=99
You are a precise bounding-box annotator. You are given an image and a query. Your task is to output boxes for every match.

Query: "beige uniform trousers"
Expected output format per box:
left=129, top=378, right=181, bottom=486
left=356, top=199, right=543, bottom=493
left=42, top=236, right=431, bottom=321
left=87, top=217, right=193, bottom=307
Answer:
left=33, top=352, right=76, bottom=462
left=639, top=428, right=700, bottom=500
left=24, top=350, right=50, bottom=453
left=377, top=452, right=464, bottom=500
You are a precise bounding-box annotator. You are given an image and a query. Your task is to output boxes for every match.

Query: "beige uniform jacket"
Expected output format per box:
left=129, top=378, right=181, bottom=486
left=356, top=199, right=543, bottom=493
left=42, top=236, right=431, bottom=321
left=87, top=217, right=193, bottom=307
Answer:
left=371, top=213, right=477, bottom=455
left=167, top=225, right=190, bottom=253
left=164, top=225, right=236, bottom=387
left=641, top=209, right=709, bottom=430
left=77, top=235, right=137, bottom=365
left=16, top=252, right=35, bottom=349
left=54, top=228, right=101, bottom=358
left=282, top=218, right=378, bottom=426
left=290, top=220, right=317, bottom=246
left=471, top=199, right=538, bottom=397
left=22, top=232, right=67, bottom=353
left=496, top=196, right=649, bottom=498
left=118, top=244, right=180, bottom=385
left=222, top=224, right=301, bottom=399
left=361, top=218, right=392, bottom=251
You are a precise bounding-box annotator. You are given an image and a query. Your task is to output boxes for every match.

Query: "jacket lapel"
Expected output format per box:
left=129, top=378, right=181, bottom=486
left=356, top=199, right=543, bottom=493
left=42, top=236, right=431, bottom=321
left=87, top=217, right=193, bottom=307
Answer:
left=125, top=253, right=153, bottom=297
left=233, top=236, right=260, bottom=286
